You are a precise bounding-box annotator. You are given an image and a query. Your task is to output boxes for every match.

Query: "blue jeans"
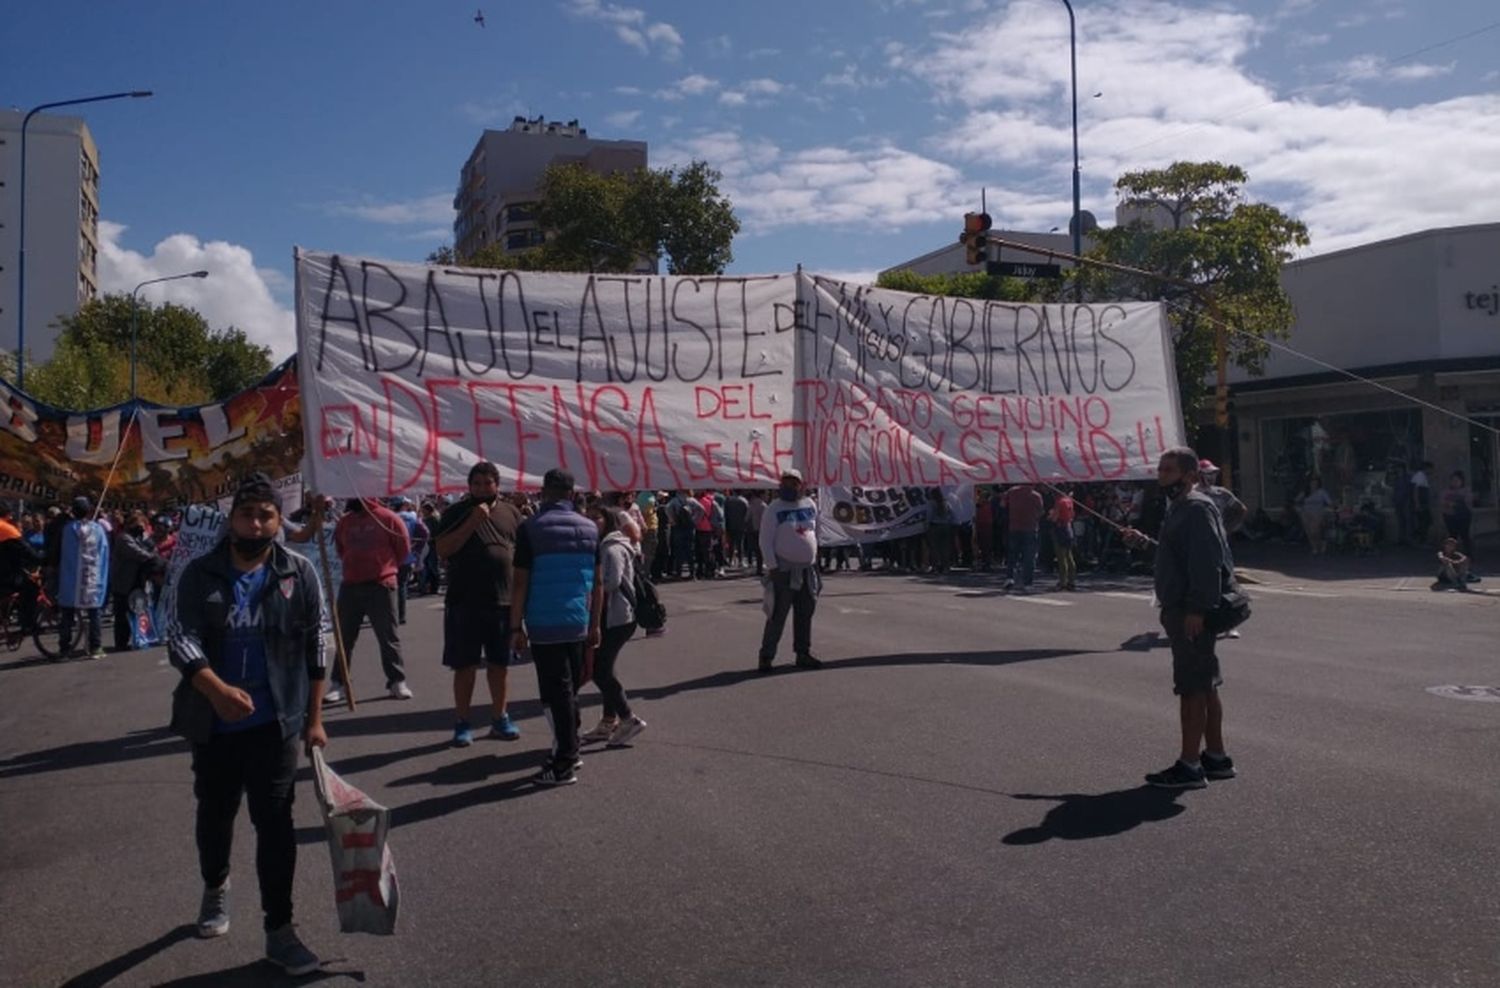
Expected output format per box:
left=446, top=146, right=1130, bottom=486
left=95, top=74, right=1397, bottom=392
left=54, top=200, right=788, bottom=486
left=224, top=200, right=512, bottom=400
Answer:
left=1006, top=531, right=1038, bottom=587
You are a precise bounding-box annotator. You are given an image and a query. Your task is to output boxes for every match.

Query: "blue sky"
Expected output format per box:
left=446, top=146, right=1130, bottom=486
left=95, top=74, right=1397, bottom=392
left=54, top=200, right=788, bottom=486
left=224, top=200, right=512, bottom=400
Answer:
left=5, top=0, right=1498, bottom=357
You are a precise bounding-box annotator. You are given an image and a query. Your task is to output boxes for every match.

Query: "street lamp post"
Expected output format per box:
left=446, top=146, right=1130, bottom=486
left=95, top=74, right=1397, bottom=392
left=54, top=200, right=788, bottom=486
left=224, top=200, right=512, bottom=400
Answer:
left=15, top=90, right=152, bottom=390
left=1060, top=1, right=1082, bottom=301
left=130, top=270, right=208, bottom=400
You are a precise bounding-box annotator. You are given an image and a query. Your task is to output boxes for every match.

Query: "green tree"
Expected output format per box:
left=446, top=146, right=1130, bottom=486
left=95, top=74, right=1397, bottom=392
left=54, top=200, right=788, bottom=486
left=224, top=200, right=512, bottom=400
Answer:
left=876, top=269, right=1033, bottom=301
left=25, top=295, right=273, bottom=409
left=1077, top=161, right=1310, bottom=420
left=431, top=159, right=739, bottom=276
left=633, top=161, right=739, bottom=275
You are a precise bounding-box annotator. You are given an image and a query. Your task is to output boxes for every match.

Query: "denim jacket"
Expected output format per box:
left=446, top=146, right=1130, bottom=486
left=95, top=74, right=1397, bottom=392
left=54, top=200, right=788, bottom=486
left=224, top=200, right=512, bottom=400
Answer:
left=168, top=540, right=327, bottom=743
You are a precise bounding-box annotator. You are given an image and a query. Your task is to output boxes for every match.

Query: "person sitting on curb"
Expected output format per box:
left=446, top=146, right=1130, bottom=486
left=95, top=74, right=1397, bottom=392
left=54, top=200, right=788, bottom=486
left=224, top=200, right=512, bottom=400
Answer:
left=1435, top=538, right=1472, bottom=591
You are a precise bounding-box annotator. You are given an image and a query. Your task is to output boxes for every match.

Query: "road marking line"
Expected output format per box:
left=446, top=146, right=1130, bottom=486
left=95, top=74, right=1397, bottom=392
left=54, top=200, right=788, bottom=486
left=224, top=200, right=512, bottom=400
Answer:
left=1098, top=591, right=1153, bottom=601
left=1251, top=585, right=1340, bottom=598
left=1011, top=595, right=1072, bottom=606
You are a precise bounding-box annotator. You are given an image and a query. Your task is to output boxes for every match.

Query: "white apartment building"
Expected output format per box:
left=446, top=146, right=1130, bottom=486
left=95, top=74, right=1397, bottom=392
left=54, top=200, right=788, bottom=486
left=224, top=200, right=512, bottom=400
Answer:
left=0, top=110, right=102, bottom=368
left=452, top=116, right=648, bottom=263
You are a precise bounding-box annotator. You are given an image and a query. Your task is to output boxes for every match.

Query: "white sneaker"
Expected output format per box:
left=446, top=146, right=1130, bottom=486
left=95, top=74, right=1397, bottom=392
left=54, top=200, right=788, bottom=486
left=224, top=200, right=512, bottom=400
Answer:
left=389, top=681, right=413, bottom=700
left=607, top=716, right=647, bottom=748
left=322, top=685, right=345, bottom=705
left=580, top=718, right=619, bottom=743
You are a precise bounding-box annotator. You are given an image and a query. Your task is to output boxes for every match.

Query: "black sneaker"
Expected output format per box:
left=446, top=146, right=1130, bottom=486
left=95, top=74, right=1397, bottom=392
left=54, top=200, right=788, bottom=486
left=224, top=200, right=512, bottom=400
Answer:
left=1200, top=752, right=1237, bottom=780
left=532, top=762, right=577, bottom=787
left=794, top=653, right=823, bottom=670
left=757, top=656, right=774, bottom=675
left=1145, top=760, right=1207, bottom=789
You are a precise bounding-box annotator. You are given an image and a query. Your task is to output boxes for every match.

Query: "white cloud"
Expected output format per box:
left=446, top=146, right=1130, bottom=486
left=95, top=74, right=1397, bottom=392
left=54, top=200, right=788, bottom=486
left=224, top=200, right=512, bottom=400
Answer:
left=1388, top=61, right=1456, bottom=81
left=457, top=90, right=526, bottom=125
left=718, top=77, right=788, bottom=108
left=743, top=78, right=786, bottom=96
left=561, top=0, right=682, bottom=59
left=889, top=0, right=1500, bottom=255
left=658, top=131, right=975, bottom=233
left=327, top=193, right=454, bottom=227
left=1336, top=55, right=1454, bottom=83
left=820, top=64, right=889, bottom=91
left=606, top=109, right=643, bottom=128
left=1286, top=31, right=1331, bottom=49
left=656, top=73, right=719, bottom=100
left=97, top=221, right=295, bottom=358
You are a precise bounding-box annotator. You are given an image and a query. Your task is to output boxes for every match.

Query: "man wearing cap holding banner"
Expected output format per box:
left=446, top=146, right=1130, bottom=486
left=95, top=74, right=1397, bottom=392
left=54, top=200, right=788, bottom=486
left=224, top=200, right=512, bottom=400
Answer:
left=758, top=469, right=823, bottom=674
left=168, top=473, right=328, bottom=976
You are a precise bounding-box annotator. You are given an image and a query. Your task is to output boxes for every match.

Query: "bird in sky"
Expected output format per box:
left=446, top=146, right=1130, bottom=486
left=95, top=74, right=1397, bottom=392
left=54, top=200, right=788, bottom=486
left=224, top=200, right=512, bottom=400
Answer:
left=474, top=9, right=485, bottom=27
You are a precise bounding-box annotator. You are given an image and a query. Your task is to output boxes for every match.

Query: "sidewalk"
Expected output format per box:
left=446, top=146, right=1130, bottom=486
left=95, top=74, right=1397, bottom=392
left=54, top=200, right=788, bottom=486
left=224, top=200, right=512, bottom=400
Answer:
left=1232, top=531, right=1497, bottom=593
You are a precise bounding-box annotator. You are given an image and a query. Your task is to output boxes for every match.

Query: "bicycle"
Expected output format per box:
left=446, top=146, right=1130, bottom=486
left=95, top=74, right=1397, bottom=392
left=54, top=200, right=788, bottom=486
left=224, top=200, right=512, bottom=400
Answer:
left=3, top=571, right=74, bottom=658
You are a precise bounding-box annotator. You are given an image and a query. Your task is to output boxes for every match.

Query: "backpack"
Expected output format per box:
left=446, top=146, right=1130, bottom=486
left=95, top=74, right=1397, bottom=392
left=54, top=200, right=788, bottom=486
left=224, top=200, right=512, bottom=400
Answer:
left=624, top=564, right=667, bottom=632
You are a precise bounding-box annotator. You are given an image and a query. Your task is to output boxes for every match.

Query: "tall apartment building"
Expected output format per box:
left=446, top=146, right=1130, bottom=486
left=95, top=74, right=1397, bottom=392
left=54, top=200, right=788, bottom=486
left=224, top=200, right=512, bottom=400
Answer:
left=0, top=110, right=102, bottom=368
left=453, top=116, right=648, bottom=262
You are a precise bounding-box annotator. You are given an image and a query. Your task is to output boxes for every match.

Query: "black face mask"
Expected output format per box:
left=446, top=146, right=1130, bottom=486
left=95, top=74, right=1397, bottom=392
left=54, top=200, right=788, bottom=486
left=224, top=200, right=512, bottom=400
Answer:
left=474, top=494, right=497, bottom=506
left=231, top=535, right=274, bottom=557
left=779, top=486, right=799, bottom=501
left=127, top=525, right=145, bottom=537
left=1162, top=479, right=1189, bottom=500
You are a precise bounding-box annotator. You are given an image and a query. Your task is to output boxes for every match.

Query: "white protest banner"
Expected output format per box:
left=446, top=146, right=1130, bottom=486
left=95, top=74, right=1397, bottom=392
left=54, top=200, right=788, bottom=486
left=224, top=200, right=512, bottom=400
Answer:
left=296, top=251, right=798, bottom=496
left=793, top=275, right=1185, bottom=486
left=817, top=484, right=975, bottom=546
left=285, top=525, right=340, bottom=636
left=215, top=472, right=304, bottom=516
left=294, top=253, right=1184, bottom=496
left=158, top=504, right=227, bottom=633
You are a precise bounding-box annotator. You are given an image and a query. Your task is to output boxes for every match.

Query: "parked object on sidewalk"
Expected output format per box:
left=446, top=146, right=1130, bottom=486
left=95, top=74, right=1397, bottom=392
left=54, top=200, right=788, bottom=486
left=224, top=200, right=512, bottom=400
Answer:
left=310, top=748, right=399, bottom=935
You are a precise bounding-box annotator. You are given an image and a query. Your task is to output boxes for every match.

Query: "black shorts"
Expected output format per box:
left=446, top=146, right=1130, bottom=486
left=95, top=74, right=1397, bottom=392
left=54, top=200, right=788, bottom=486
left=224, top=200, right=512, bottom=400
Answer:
left=442, top=603, right=512, bottom=670
left=1160, top=607, right=1222, bottom=696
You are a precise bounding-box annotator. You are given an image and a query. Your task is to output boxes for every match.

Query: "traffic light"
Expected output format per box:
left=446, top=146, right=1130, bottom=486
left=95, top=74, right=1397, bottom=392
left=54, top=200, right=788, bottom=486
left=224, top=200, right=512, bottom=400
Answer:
left=960, top=211, right=992, bottom=266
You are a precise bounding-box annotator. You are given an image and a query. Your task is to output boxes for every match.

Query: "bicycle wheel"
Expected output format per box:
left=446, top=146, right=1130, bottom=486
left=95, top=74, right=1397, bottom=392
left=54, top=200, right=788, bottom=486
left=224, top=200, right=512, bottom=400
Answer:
left=32, top=604, right=79, bottom=661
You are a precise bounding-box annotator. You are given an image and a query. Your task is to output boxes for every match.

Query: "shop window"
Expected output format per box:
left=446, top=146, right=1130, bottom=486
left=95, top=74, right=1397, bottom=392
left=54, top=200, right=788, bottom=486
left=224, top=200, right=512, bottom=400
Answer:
left=1260, top=409, right=1422, bottom=511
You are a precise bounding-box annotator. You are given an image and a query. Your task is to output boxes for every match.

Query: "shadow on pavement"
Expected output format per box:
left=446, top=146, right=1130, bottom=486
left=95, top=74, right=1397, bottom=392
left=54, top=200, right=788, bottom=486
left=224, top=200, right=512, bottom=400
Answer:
left=153, top=960, right=366, bottom=986
left=58, top=925, right=196, bottom=987
left=1002, top=786, right=1187, bottom=844
left=0, top=726, right=186, bottom=781
left=386, top=749, right=541, bottom=788
left=0, top=653, right=55, bottom=673
left=1118, top=631, right=1170, bottom=652
left=632, top=647, right=1095, bottom=702
left=295, top=769, right=552, bottom=845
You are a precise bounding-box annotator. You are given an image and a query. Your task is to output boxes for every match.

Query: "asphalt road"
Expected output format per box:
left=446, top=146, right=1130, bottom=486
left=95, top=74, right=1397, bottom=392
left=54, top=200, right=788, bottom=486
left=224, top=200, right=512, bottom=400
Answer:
left=1, top=562, right=1496, bottom=987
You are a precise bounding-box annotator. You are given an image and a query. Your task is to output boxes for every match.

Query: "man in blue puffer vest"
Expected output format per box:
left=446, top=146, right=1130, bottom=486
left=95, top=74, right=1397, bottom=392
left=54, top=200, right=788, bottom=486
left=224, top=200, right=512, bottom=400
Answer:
left=510, top=468, right=601, bottom=786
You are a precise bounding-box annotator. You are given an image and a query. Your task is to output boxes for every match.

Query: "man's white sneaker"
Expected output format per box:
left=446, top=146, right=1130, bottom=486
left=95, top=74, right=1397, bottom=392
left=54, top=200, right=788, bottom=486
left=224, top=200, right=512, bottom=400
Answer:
left=195, top=880, right=230, bottom=938
left=581, top=718, right=619, bottom=743
left=322, top=685, right=345, bottom=705
left=607, top=716, right=647, bottom=748
left=389, top=681, right=413, bottom=700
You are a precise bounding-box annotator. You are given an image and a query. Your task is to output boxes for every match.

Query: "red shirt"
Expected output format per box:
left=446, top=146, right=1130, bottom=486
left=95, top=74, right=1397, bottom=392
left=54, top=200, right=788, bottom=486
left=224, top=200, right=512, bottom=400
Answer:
left=1005, top=486, right=1045, bottom=532
left=334, top=503, right=410, bottom=588
left=1052, top=497, right=1076, bottom=525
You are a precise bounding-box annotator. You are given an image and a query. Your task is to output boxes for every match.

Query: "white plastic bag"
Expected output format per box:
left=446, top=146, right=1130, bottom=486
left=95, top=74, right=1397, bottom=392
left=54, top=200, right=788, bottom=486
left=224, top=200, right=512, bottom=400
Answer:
left=310, top=748, right=400, bottom=935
